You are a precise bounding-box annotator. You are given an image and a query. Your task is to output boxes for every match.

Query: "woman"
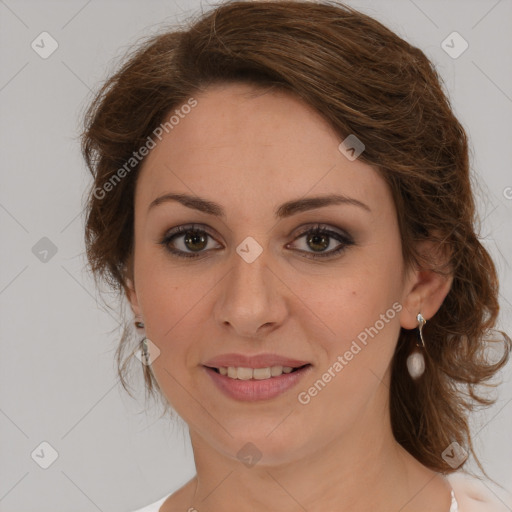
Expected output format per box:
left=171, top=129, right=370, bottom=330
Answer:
left=81, top=1, right=511, bottom=510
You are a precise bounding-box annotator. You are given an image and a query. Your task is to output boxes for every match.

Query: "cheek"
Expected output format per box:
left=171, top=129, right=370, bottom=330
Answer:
left=135, top=258, right=199, bottom=356
left=136, top=264, right=207, bottom=411
left=319, top=285, right=401, bottom=374
left=297, top=279, right=402, bottom=427
left=312, top=256, right=402, bottom=331
left=306, top=245, right=404, bottom=373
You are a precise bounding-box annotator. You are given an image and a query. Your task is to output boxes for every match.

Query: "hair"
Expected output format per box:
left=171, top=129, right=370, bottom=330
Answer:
left=81, top=0, right=510, bottom=475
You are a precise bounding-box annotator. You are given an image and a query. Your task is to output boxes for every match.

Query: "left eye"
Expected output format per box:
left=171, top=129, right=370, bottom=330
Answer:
left=159, top=224, right=353, bottom=259
left=286, top=225, right=354, bottom=259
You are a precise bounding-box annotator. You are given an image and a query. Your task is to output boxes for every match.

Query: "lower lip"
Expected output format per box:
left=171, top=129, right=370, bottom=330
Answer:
left=203, top=365, right=312, bottom=402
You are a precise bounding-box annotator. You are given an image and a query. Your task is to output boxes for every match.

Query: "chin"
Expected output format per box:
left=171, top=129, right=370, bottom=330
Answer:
left=218, top=426, right=309, bottom=467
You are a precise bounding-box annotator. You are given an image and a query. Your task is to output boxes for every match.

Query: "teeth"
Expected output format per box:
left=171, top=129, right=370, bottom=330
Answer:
left=216, top=365, right=298, bottom=380
left=271, top=365, right=283, bottom=377
left=237, top=367, right=253, bottom=380
left=253, top=367, right=271, bottom=380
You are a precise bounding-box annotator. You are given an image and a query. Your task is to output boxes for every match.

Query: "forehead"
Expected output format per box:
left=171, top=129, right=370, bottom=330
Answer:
left=135, top=83, right=392, bottom=220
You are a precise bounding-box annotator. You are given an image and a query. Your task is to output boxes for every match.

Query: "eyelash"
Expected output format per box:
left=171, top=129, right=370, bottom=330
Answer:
left=158, top=223, right=354, bottom=260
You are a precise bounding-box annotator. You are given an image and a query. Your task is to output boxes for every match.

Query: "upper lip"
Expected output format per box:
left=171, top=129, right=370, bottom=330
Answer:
left=203, top=353, right=311, bottom=369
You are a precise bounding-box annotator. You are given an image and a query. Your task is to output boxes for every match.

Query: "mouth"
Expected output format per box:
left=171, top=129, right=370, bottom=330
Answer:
left=205, top=364, right=311, bottom=380
left=202, top=362, right=313, bottom=401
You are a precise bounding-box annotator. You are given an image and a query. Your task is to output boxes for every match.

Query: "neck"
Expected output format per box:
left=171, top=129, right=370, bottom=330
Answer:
left=185, top=390, right=450, bottom=511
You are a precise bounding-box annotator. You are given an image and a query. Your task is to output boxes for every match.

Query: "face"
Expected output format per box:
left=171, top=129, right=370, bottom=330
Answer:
left=128, top=82, right=417, bottom=466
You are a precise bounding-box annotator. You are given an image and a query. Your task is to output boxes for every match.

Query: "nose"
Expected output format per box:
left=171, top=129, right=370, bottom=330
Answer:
left=213, top=246, right=288, bottom=338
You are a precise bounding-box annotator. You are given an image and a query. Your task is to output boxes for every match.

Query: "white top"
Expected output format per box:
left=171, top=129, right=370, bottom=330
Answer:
left=130, top=473, right=510, bottom=511
left=130, top=490, right=460, bottom=512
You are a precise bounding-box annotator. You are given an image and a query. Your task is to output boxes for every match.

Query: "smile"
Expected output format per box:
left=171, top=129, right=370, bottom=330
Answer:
left=211, top=365, right=307, bottom=380
left=203, top=363, right=312, bottom=401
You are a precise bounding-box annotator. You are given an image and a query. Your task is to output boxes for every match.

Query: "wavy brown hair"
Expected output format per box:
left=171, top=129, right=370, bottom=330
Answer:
left=81, top=0, right=510, bottom=474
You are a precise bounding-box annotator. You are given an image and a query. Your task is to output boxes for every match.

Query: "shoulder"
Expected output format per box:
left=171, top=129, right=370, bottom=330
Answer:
left=130, top=492, right=172, bottom=512
left=446, top=472, right=512, bottom=512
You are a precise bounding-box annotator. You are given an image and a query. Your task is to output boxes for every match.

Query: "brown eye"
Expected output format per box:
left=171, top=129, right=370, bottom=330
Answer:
left=288, top=225, right=354, bottom=259
left=306, top=232, right=330, bottom=252
left=159, top=223, right=354, bottom=260
left=183, top=230, right=208, bottom=252
left=160, top=224, right=221, bottom=258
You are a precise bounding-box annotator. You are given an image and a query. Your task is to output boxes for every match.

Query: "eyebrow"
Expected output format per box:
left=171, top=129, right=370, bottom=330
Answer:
left=147, top=192, right=371, bottom=218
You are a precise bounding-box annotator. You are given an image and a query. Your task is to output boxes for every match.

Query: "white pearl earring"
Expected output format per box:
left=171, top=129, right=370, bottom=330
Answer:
left=406, top=313, right=426, bottom=379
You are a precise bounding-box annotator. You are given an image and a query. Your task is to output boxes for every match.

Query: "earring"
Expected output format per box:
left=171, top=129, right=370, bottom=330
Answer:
left=407, top=313, right=426, bottom=379
left=141, top=337, right=150, bottom=365
left=134, top=319, right=144, bottom=329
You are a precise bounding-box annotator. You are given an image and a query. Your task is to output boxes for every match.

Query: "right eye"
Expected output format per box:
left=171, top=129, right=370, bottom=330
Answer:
left=159, top=224, right=222, bottom=259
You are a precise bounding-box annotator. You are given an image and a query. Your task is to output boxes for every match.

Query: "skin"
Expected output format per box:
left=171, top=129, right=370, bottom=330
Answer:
left=126, top=82, right=454, bottom=511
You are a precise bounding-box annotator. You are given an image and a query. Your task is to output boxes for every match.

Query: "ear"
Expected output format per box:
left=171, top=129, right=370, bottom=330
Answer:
left=125, top=277, right=142, bottom=319
left=123, top=256, right=142, bottom=320
left=399, top=239, right=454, bottom=329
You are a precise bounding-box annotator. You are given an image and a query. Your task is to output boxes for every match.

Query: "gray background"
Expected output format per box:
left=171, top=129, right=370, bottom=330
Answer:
left=0, top=0, right=511, bottom=510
